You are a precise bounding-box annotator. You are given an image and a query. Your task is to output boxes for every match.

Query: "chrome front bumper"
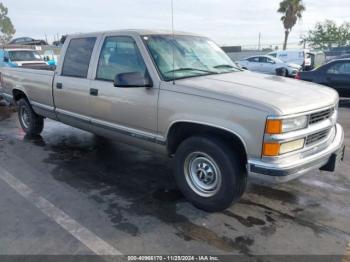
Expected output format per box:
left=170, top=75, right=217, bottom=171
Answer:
left=248, top=123, right=345, bottom=183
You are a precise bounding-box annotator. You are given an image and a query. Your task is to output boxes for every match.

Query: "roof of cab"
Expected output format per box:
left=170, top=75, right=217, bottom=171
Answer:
left=67, top=29, right=201, bottom=38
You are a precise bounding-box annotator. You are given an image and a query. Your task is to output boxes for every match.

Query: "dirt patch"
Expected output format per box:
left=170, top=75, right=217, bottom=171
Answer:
left=222, top=210, right=266, bottom=228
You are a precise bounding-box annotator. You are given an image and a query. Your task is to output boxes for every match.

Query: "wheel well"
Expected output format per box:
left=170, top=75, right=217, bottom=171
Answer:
left=12, top=89, right=27, bottom=103
left=167, top=122, right=247, bottom=165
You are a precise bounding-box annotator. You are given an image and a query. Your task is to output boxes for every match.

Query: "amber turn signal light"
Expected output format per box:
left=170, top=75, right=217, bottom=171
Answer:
left=263, top=143, right=280, bottom=156
left=265, top=119, right=282, bottom=134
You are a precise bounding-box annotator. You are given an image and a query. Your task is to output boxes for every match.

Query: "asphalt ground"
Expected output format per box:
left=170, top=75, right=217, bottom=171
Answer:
left=0, top=98, right=349, bottom=261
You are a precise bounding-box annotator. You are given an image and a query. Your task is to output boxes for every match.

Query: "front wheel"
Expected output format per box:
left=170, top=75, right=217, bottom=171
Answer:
left=17, top=98, right=44, bottom=136
left=174, top=136, right=247, bottom=212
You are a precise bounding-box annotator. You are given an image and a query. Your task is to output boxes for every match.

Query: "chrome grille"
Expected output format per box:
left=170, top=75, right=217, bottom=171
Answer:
left=309, top=108, right=334, bottom=125
left=306, top=129, right=330, bottom=146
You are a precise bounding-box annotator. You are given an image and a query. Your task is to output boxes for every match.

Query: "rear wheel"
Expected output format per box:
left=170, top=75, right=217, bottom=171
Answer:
left=174, top=136, right=247, bottom=212
left=17, top=98, right=44, bottom=136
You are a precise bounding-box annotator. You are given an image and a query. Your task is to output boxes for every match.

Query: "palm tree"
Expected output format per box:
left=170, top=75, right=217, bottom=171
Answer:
left=278, top=0, right=305, bottom=50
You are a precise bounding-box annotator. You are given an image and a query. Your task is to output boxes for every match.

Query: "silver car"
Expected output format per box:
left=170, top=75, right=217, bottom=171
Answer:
left=238, top=55, right=301, bottom=76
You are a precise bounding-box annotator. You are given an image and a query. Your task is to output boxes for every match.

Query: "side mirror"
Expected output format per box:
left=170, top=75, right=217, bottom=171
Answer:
left=4, top=57, right=9, bottom=62
left=114, top=72, right=153, bottom=88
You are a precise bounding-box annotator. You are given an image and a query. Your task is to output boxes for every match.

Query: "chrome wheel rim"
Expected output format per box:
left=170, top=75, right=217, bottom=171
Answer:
left=184, top=152, right=221, bottom=198
left=20, top=106, right=30, bottom=128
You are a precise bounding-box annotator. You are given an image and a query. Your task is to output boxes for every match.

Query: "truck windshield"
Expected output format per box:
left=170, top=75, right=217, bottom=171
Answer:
left=8, top=51, right=42, bottom=62
left=143, top=35, right=241, bottom=81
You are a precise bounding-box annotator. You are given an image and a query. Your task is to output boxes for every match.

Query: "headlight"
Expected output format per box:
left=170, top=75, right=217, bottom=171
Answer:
left=331, top=104, right=338, bottom=123
left=282, top=116, right=308, bottom=132
left=263, top=138, right=305, bottom=156
left=265, top=116, right=308, bottom=134
left=279, top=139, right=305, bottom=154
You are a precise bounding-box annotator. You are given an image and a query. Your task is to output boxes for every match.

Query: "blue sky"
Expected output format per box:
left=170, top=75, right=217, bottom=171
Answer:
left=2, top=0, right=349, bottom=47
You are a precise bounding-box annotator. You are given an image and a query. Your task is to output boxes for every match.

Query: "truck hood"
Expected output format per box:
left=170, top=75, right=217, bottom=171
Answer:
left=14, top=61, right=47, bottom=66
left=175, top=71, right=338, bottom=115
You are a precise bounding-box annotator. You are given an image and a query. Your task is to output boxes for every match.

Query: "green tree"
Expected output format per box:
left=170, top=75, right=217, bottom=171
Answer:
left=0, top=2, right=15, bottom=44
left=304, top=20, right=350, bottom=49
left=278, top=0, right=305, bottom=50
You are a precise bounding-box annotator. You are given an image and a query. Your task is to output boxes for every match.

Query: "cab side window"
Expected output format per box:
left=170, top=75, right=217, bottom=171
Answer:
left=62, top=37, right=96, bottom=78
left=96, top=36, right=147, bottom=81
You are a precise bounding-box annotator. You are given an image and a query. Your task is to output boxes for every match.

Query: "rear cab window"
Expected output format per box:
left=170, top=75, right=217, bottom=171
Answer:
left=62, top=37, right=96, bottom=78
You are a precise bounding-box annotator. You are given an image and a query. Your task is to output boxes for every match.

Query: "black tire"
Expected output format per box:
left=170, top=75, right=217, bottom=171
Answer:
left=276, top=67, right=288, bottom=77
left=174, top=136, right=247, bottom=212
left=17, top=98, right=44, bottom=136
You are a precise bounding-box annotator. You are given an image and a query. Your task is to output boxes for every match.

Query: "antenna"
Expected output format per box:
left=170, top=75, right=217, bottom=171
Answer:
left=171, top=0, right=175, bottom=85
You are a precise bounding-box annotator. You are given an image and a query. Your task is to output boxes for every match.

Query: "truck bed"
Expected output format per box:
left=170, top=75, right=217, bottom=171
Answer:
left=0, top=67, right=55, bottom=109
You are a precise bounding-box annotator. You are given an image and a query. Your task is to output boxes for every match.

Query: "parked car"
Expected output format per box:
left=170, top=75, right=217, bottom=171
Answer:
left=238, top=55, right=301, bottom=76
left=296, top=59, right=350, bottom=97
left=0, top=49, right=49, bottom=69
left=0, top=30, right=344, bottom=211
left=9, top=37, right=48, bottom=46
left=267, top=49, right=312, bottom=70
left=42, top=49, right=59, bottom=66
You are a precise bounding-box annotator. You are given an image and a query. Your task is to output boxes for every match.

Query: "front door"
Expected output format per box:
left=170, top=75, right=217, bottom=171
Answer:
left=89, top=35, right=159, bottom=136
left=259, top=56, right=275, bottom=74
left=247, top=57, right=260, bottom=72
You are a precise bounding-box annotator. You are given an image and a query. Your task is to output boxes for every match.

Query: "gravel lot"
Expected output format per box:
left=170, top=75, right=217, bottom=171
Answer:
left=0, top=99, right=349, bottom=259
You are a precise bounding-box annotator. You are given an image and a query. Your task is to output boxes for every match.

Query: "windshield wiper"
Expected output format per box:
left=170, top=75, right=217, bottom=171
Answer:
left=213, top=64, right=235, bottom=69
left=166, top=67, right=217, bottom=74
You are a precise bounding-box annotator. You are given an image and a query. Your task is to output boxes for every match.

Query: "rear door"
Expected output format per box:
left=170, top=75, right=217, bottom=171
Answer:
left=53, top=36, right=99, bottom=123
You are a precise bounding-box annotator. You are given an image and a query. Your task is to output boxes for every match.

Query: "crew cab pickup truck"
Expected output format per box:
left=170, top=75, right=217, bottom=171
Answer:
left=0, top=30, right=345, bottom=211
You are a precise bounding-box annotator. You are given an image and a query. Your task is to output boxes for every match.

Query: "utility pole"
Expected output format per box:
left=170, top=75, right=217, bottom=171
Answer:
left=258, top=32, right=261, bottom=51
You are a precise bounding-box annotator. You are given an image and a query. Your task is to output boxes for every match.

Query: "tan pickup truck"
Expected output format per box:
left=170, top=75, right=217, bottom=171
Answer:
left=0, top=30, right=345, bottom=211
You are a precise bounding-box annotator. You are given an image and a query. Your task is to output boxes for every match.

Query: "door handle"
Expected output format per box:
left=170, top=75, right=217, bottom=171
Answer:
left=56, top=82, right=63, bottom=89
left=90, top=88, right=98, bottom=96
